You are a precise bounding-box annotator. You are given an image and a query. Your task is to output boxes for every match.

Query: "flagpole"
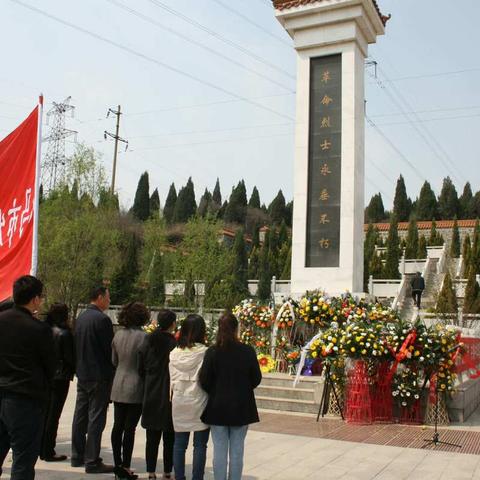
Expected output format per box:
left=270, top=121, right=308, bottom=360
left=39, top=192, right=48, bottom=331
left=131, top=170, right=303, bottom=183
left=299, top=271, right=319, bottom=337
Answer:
left=31, top=94, right=43, bottom=276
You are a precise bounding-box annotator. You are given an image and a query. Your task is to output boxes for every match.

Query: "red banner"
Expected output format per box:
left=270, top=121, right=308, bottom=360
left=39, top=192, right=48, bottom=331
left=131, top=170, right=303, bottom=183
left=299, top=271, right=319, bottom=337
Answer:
left=0, top=102, right=41, bottom=301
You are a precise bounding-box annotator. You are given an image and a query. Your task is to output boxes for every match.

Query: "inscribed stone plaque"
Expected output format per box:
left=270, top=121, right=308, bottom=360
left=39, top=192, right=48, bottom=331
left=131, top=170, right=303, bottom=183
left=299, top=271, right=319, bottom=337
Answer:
left=306, top=54, right=342, bottom=267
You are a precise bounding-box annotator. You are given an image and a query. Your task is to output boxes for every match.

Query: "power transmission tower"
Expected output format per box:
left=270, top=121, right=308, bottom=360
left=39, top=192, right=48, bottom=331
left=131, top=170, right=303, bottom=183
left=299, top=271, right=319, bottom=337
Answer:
left=104, top=105, right=128, bottom=194
left=42, top=96, right=77, bottom=193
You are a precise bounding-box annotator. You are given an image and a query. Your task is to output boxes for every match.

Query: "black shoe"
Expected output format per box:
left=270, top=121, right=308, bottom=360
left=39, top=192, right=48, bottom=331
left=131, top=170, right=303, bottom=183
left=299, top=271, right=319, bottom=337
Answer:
left=71, top=458, right=84, bottom=468
left=44, top=454, right=67, bottom=462
left=85, top=462, right=116, bottom=474
left=114, top=466, right=138, bottom=479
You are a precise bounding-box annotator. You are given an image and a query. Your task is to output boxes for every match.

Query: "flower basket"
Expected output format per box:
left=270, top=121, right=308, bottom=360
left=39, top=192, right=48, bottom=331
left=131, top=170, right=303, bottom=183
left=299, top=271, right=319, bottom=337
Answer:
left=345, top=360, right=372, bottom=425
left=399, top=398, right=423, bottom=425
left=371, top=361, right=393, bottom=423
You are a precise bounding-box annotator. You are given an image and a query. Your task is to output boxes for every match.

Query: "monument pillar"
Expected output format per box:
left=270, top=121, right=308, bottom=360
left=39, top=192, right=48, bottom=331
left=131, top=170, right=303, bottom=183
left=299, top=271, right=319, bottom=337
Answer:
left=273, top=0, right=387, bottom=296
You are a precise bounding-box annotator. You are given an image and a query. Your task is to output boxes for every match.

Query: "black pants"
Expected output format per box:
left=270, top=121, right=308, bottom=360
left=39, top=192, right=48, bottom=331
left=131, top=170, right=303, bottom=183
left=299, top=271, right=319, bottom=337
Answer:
left=71, top=379, right=111, bottom=467
left=111, top=403, right=142, bottom=468
left=41, top=379, right=70, bottom=459
left=146, top=429, right=174, bottom=474
left=0, top=392, right=44, bottom=480
left=412, top=290, right=423, bottom=308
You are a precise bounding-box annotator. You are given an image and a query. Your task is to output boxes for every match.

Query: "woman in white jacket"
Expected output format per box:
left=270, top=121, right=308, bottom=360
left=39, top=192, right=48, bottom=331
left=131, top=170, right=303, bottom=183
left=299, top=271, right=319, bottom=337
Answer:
left=169, top=314, right=209, bottom=480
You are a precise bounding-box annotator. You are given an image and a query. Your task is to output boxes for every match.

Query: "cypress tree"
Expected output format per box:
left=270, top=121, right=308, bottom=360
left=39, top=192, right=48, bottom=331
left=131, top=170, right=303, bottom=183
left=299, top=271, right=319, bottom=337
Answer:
left=217, top=201, right=228, bottom=220
left=278, top=220, right=288, bottom=247
left=268, top=190, right=287, bottom=225
left=212, top=178, right=222, bottom=206
left=429, top=220, right=444, bottom=246
left=197, top=188, right=213, bottom=217
left=248, top=246, right=260, bottom=280
left=392, top=175, right=411, bottom=222
left=252, top=226, right=260, bottom=248
left=365, top=193, right=386, bottom=223
left=248, top=186, right=261, bottom=209
left=267, top=228, right=280, bottom=277
left=285, top=201, right=293, bottom=227
left=131, top=171, right=150, bottom=221
left=150, top=188, right=160, bottom=218
left=257, top=244, right=271, bottom=301
left=232, top=229, right=248, bottom=295
left=471, top=220, right=480, bottom=274
left=472, top=193, right=480, bottom=219
left=450, top=218, right=461, bottom=257
left=438, top=176, right=460, bottom=220
left=463, top=234, right=472, bottom=269
left=417, top=235, right=428, bottom=259
left=459, top=182, right=474, bottom=219
left=224, top=181, right=247, bottom=224
left=383, top=215, right=401, bottom=279
left=416, top=181, right=438, bottom=220
left=364, top=223, right=378, bottom=288
left=173, top=177, right=197, bottom=223
left=436, top=272, right=458, bottom=314
left=280, top=245, right=292, bottom=280
left=145, top=251, right=165, bottom=306
left=405, top=218, right=419, bottom=259
left=369, top=252, right=383, bottom=280
left=463, top=269, right=480, bottom=314
left=163, top=183, right=177, bottom=224
left=110, top=232, right=140, bottom=303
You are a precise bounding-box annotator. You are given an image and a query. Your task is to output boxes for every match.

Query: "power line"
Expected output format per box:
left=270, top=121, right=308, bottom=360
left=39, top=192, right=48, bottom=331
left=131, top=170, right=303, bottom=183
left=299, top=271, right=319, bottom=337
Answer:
left=375, top=111, right=480, bottom=127
left=385, top=67, right=480, bottom=83
left=211, top=0, right=291, bottom=47
left=371, top=104, right=480, bottom=119
left=145, top=0, right=295, bottom=80
left=368, top=62, right=463, bottom=184
left=132, top=131, right=294, bottom=151
left=10, top=0, right=294, bottom=122
left=105, top=0, right=294, bottom=92
left=128, top=122, right=293, bottom=139
left=366, top=115, right=425, bottom=183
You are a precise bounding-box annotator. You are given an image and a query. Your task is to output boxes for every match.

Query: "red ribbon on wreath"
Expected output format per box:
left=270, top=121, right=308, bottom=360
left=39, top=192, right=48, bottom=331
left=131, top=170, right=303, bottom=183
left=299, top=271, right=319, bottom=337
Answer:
left=386, top=330, right=417, bottom=382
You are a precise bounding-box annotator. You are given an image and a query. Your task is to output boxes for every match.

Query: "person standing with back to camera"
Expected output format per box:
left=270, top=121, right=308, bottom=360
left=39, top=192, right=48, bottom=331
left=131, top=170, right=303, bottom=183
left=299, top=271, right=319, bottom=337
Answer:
left=199, top=312, right=262, bottom=480
left=138, top=309, right=177, bottom=480
left=169, top=314, right=209, bottom=480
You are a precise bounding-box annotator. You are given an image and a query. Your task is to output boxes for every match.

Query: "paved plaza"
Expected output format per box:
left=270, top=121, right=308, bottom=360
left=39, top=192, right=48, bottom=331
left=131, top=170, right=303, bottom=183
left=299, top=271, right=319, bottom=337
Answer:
left=3, top=386, right=480, bottom=479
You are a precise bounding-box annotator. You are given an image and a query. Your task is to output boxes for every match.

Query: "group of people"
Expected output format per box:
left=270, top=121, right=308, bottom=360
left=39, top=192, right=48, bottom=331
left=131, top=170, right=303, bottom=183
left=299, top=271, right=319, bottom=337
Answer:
left=0, top=275, right=262, bottom=480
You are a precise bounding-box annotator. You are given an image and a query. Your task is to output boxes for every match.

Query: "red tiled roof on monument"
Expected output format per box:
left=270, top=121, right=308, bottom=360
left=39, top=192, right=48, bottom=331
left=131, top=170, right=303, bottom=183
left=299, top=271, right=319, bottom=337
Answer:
left=364, top=219, right=478, bottom=232
left=272, top=0, right=390, bottom=26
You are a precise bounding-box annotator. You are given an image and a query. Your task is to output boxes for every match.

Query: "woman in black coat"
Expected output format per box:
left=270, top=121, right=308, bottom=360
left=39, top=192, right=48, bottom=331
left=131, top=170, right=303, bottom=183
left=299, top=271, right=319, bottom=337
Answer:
left=41, top=303, right=75, bottom=462
left=199, top=312, right=262, bottom=480
left=138, top=309, right=177, bottom=480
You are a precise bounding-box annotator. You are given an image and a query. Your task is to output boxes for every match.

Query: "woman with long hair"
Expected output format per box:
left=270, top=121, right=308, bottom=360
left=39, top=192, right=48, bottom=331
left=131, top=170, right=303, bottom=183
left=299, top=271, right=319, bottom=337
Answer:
left=169, top=314, right=209, bottom=480
left=138, top=309, right=177, bottom=480
left=110, top=302, right=149, bottom=480
left=41, top=303, right=75, bottom=462
left=199, top=312, right=262, bottom=480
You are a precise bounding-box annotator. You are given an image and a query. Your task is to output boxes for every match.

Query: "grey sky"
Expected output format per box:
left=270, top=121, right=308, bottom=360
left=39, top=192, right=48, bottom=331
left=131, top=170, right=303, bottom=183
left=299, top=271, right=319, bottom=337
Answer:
left=1, top=0, right=479, bottom=210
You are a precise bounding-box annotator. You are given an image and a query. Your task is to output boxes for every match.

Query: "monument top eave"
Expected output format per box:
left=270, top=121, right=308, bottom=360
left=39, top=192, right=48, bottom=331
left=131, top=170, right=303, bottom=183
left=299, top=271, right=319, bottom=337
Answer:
left=273, top=0, right=388, bottom=44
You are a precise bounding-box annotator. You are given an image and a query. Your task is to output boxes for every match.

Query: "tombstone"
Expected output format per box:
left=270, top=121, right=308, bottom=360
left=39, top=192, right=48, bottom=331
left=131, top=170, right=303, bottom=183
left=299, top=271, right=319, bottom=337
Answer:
left=273, top=0, right=388, bottom=296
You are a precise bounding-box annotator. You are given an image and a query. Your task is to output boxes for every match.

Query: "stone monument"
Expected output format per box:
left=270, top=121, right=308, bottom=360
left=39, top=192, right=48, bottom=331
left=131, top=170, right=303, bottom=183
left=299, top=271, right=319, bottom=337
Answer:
left=273, top=0, right=388, bottom=296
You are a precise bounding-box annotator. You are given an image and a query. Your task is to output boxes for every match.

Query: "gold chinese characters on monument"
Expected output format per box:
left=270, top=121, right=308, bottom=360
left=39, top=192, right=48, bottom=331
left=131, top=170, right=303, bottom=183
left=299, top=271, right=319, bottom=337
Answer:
left=306, top=54, right=342, bottom=268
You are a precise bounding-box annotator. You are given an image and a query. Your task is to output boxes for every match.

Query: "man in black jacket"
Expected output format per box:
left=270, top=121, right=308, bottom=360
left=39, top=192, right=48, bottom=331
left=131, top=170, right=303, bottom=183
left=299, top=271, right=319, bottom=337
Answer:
left=71, top=286, right=115, bottom=474
left=411, top=271, right=426, bottom=309
left=0, top=275, right=55, bottom=480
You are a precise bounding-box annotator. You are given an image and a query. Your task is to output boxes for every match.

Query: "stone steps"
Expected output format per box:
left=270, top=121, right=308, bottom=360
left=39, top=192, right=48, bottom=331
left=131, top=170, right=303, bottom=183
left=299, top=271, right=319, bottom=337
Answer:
left=255, top=395, right=320, bottom=415
left=255, top=373, right=322, bottom=415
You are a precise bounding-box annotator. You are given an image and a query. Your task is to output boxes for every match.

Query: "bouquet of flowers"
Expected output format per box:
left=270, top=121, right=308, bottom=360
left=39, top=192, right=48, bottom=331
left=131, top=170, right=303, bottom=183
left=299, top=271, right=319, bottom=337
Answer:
left=308, top=325, right=343, bottom=360
left=255, top=305, right=273, bottom=330
left=340, top=321, right=387, bottom=359
left=257, top=354, right=275, bottom=373
left=254, top=334, right=271, bottom=354
left=392, top=367, right=422, bottom=408
left=276, top=303, right=295, bottom=330
left=233, top=299, right=257, bottom=327
left=285, top=349, right=301, bottom=366
left=295, top=291, right=336, bottom=328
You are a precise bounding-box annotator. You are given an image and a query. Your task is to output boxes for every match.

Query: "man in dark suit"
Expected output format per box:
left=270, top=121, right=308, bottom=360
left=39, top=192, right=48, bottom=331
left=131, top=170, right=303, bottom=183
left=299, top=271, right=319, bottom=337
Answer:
left=71, top=285, right=115, bottom=474
left=411, top=271, right=426, bottom=309
left=0, top=275, right=55, bottom=480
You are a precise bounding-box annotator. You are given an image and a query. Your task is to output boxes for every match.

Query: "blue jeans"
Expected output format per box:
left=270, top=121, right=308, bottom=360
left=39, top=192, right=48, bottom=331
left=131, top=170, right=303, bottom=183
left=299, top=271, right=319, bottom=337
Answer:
left=0, top=392, right=44, bottom=480
left=173, top=429, right=210, bottom=480
left=211, top=425, right=248, bottom=480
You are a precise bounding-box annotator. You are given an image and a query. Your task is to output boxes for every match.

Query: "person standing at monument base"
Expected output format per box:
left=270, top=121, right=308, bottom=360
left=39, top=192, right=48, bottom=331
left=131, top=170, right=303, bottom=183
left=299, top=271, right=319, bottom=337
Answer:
left=71, top=285, right=115, bottom=474
left=411, top=271, right=426, bottom=309
left=0, top=275, right=55, bottom=480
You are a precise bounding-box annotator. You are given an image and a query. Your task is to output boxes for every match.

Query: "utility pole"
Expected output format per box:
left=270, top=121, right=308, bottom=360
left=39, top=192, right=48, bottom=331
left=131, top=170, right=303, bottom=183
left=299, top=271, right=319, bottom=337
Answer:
left=104, top=105, right=128, bottom=194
